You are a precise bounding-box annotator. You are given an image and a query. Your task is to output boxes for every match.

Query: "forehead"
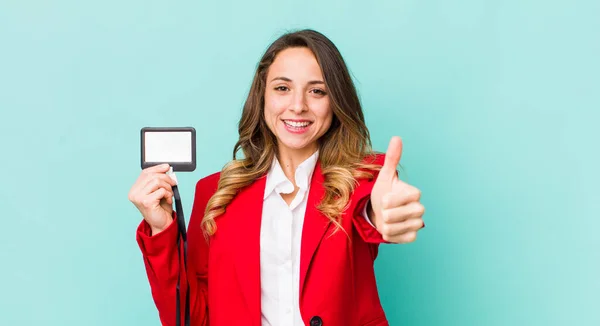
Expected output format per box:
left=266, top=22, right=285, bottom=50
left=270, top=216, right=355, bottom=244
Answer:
left=267, top=47, right=324, bottom=80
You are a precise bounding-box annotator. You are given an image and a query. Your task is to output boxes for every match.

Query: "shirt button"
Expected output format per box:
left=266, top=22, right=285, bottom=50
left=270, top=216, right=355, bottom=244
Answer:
left=310, top=316, right=323, bottom=326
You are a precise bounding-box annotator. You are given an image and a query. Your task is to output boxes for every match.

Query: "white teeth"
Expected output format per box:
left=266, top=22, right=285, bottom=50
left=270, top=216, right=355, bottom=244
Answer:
left=284, top=120, right=310, bottom=127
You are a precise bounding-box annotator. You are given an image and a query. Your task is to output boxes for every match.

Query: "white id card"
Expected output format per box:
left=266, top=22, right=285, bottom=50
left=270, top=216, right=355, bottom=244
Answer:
left=140, top=127, right=196, bottom=172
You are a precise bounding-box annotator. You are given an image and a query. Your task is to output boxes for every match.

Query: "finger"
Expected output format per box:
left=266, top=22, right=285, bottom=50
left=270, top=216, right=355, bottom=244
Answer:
left=160, top=173, right=178, bottom=187
left=143, top=173, right=178, bottom=189
left=144, top=188, right=172, bottom=208
left=160, top=195, right=173, bottom=207
left=142, top=179, right=174, bottom=197
left=142, top=163, right=171, bottom=175
left=380, top=218, right=424, bottom=243
left=381, top=201, right=425, bottom=223
left=131, top=165, right=172, bottom=193
left=379, top=136, right=403, bottom=181
left=385, top=231, right=419, bottom=244
left=382, top=185, right=422, bottom=209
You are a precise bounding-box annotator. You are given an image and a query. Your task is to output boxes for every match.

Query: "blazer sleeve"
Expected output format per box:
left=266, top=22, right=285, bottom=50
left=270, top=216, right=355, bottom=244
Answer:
left=351, top=153, right=389, bottom=245
left=136, top=172, right=220, bottom=326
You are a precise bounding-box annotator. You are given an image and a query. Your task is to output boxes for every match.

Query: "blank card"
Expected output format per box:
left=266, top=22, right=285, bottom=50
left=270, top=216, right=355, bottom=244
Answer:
left=141, top=127, right=196, bottom=172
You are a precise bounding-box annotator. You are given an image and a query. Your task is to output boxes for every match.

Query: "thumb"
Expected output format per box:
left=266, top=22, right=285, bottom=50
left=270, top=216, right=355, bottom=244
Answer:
left=379, top=136, right=403, bottom=181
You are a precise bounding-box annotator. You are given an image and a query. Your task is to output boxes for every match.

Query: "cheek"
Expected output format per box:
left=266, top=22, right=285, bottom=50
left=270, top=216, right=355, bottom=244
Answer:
left=263, top=95, right=283, bottom=129
left=314, top=100, right=333, bottom=126
left=264, top=94, right=287, bottom=118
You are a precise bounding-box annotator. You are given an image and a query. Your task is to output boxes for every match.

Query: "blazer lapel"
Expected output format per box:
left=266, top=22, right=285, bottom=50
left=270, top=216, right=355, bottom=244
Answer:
left=231, top=175, right=266, bottom=326
left=227, top=161, right=331, bottom=321
left=299, top=162, right=331, bottom=299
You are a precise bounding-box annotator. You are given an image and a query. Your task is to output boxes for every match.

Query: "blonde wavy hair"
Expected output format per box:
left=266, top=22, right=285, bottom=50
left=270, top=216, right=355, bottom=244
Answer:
left=201, top=29, right=382, bottom=237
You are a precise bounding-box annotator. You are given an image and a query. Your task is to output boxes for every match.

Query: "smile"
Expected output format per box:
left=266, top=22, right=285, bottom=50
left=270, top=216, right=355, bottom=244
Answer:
left=282, top=120, right=313, bottom=134
left=283, top=120, right=312, bottom=127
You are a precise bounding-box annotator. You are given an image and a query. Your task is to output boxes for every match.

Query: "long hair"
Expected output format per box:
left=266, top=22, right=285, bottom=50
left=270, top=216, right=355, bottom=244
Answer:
left=201, top=29, right=381, bottom=236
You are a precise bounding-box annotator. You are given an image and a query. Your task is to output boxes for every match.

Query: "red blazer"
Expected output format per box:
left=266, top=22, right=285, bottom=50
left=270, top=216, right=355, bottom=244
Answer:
left=136, top=154, right=390, bottom=326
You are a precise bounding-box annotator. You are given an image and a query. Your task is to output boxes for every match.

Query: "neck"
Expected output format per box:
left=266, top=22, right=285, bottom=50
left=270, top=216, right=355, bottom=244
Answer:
left=276, top=143, right=318, bottom=184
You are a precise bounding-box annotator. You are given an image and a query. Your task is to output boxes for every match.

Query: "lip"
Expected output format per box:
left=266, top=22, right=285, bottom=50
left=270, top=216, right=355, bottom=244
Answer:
left=281, top=119, right=313, bottom=123
left=281, top=119, right=312, bottom=134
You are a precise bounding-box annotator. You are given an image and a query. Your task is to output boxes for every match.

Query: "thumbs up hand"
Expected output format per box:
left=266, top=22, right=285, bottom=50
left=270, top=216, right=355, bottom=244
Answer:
left=369, top=137, right=425, bottom=243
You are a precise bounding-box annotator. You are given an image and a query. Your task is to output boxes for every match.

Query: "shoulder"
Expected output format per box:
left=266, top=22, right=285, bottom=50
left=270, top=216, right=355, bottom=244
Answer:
left=355, top=152, right=386, bottom=180
left=331, top=153, right=384, bottom=218
left=196, top=171, right=221, bottom=188
left=348, top=152, right=385, bottom=198
left=361, top=152, right=386, bottom=166
left=193, top=171, right=221, bottom=202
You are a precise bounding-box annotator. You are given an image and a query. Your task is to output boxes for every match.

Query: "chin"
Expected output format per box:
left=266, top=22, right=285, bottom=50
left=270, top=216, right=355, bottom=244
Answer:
left=281, top=140, right=310, bottom=150
left=278, top=137, right=315, bottom=151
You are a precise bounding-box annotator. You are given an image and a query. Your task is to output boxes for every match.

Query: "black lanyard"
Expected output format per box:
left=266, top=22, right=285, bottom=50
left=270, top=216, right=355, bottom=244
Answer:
left=173, top=185, right=190, bottom=326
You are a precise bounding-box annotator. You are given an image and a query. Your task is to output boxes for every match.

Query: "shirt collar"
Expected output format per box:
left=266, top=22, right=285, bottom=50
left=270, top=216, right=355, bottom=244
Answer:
left=263, top=150, right=319, bottom=200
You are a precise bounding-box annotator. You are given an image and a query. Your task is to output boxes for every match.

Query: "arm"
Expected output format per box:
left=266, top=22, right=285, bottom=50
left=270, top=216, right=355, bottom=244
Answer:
left=351, top=154, right=389, bottom=245
left=353, top=194, right=388, bottom=244
left=136, top=175, right=217, bottom=326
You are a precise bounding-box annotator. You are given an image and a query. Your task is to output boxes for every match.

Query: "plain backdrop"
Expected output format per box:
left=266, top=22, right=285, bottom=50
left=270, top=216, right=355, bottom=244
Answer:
left=1, top=0, right=598, bottom=325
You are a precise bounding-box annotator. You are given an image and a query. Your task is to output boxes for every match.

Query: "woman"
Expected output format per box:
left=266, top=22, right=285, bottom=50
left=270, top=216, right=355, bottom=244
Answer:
left=129, top=29, right=425, bottom=326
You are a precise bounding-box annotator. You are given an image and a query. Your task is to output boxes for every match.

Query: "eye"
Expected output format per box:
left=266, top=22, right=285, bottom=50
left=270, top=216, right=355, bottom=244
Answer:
left=274, top=86, right=289, bottom=92
left=311, top=88, right=327, bottom=95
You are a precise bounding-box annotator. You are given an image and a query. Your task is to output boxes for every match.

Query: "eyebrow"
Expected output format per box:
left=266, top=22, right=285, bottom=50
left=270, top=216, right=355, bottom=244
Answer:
left=270, top=76, right=325, bottom=85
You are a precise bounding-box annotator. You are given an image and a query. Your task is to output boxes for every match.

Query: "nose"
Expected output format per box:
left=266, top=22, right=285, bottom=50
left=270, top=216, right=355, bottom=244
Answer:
left=289, top=90, right=307, bottom=114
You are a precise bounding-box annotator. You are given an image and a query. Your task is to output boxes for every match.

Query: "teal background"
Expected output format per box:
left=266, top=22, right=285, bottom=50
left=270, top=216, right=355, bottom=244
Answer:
left=1, top=0, right=598, bottom=325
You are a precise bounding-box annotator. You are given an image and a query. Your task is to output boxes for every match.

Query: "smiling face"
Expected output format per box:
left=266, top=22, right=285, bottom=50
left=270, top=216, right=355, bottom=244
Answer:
left=263, top=47, right=333, bottom=158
